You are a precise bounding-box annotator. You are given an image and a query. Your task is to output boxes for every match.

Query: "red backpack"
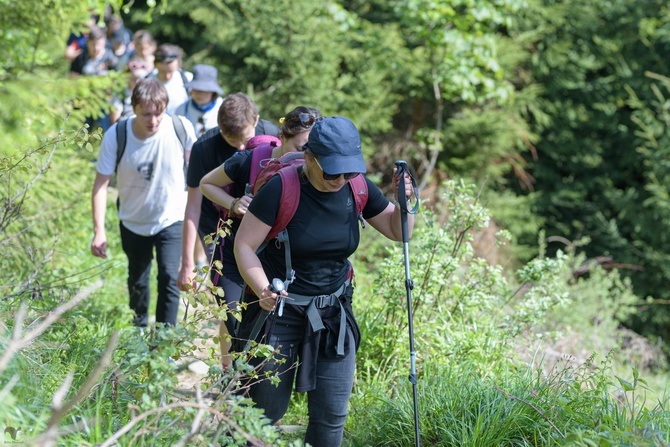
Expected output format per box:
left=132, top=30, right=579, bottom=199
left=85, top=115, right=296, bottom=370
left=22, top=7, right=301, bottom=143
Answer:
left=236, top=164, right=368, bottom=352
left=213, top=142, right=369, bottom=287
left=255, top=163, right=368, bottom=241
left=211, top=135, right=283, bottom=286
left=252, top=158, right=368, bottom=283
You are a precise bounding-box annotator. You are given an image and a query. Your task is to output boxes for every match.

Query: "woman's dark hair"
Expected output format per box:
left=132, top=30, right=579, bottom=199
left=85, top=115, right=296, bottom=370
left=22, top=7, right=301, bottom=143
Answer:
left=281, top=106, right=322, bottom=139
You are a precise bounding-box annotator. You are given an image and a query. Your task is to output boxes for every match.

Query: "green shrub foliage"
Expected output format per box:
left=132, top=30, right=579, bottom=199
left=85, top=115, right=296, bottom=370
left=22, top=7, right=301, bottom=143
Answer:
left=2, top=0, right=670, bottom=445
left=349, top=181, right=666, bottom=446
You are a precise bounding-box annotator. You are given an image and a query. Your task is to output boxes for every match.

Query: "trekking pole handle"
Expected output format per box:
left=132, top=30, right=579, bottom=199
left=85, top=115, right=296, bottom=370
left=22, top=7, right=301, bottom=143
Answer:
left=268, top=278, right=284, bottom=293
left=269, top=278, right=286, bottom=316
left=394, top=160, right=420, bottom=215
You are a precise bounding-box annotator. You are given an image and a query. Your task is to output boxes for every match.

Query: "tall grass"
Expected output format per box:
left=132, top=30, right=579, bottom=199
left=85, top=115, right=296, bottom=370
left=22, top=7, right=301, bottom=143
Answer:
left=347, top=358, right=670, bottom=447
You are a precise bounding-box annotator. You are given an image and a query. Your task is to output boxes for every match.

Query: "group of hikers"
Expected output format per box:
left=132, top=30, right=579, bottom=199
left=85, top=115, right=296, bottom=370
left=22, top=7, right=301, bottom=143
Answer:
left=67, top=8, right=213, bottom=135
left=83, top=10, right=416, bottom=446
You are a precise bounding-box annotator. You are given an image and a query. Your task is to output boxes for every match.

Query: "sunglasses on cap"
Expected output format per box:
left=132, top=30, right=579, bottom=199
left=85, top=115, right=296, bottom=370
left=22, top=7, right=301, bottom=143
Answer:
left=286, top=112, right=322, bottom=128
left=313, top=156, right=358, bottom=181
left=155, top=54, right=178, bottom=63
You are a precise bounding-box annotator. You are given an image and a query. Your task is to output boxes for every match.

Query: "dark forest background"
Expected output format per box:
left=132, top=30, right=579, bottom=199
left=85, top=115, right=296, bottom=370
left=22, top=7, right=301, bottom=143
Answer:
left=114, top=0, right=670, bottom=349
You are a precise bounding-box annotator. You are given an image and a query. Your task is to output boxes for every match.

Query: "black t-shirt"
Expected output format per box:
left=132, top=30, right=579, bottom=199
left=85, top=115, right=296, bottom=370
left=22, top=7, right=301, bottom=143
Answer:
left=186, top=119, right=280, bottom=237
left=248, top=167, right=389, bottom=295
left=223, top=149, right=254, bottom=226
left=209, top=149, right=255, bottom=264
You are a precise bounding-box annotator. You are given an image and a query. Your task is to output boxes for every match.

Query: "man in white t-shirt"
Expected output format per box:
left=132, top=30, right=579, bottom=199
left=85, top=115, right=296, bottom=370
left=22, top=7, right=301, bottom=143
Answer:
left=91, top=78, right=197, bottom=327
left=147, top=44, right=193, bottom=116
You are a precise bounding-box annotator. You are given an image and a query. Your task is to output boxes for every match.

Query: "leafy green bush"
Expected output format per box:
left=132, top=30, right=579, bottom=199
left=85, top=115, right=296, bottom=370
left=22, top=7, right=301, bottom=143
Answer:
left=345, top=179, right=668, bottom=446
left=356, top=180, right=572, bottom=385
left=0, top=121, right=300, bottom=446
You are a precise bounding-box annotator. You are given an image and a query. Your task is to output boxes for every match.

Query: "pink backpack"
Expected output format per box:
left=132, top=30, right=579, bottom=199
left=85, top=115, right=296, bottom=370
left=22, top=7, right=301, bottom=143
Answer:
left=215, top=135, right=282, bottom=222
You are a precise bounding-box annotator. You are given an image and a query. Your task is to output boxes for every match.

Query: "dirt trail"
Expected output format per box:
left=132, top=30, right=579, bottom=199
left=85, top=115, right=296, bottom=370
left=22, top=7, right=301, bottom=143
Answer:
left=174, top=309, right=221, bottom=394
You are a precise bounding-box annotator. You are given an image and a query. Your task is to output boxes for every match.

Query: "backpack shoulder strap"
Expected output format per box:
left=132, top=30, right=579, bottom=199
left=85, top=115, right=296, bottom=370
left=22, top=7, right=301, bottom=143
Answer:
left=266, top=166, right=301, bottom=241
left=180, top=69, right=189, bottom=94
left=348, top=174, right=369, bottom=216
left=169, top=115, right=189, bottom=186
left=256, top=169, right=360, bottom=299
left=115, top=119, right=128, bottom=173
left=170, top=114, right=188, bottom=150
left=263, top=170, right=366, bottom=240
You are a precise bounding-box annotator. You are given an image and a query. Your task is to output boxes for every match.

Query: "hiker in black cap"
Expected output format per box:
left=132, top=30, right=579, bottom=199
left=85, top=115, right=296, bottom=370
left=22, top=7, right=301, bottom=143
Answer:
left=199, top=106, right=322, bottom=368
left=234, top=116, right=416, bottom=447
left=174, top=64, right=224, bottom=136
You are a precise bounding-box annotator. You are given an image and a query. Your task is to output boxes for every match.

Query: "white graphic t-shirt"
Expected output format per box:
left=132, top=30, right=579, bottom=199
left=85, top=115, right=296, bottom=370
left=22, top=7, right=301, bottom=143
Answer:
left=96, top=116, right=196, bottom=236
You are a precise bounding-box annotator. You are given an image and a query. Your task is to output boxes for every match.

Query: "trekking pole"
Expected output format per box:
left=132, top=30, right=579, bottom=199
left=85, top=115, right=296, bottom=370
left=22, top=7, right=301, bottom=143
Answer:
left=243, top=278, right=284, bottom=352
left=394, top=160, right=421, bottom=447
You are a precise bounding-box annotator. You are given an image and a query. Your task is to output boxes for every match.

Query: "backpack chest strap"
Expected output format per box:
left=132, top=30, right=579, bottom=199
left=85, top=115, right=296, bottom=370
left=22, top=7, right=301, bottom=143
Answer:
left=286, top=279, right=350, bottom=356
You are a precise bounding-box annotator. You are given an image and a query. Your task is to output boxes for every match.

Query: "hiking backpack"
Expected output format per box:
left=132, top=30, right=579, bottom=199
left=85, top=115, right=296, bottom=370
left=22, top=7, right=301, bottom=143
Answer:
left=255, top=162, right=368, bottom=241
left=252, top=160, right=369, bottom=286
left=212, top=143, right=368, bottom=285
left=214, top=134, right=283, bottom=223
left=210, top=135, right=285, bottom=286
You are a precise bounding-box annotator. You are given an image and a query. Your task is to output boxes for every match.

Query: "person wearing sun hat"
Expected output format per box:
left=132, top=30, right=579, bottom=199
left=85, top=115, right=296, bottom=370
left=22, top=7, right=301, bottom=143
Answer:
left=233, top=116, right=417, bottom=447
left=174, top=64, right=224, bottom=136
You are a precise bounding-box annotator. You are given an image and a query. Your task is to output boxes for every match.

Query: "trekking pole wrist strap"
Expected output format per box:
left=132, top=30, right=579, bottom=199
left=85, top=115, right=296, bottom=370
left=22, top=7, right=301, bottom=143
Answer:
left=394, top=160, right=419, bottom=215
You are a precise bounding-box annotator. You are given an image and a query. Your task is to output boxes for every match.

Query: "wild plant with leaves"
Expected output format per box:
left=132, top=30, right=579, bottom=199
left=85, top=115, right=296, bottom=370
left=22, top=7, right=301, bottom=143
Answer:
left=346, top=181, right=668, bottom=446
